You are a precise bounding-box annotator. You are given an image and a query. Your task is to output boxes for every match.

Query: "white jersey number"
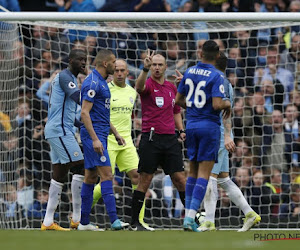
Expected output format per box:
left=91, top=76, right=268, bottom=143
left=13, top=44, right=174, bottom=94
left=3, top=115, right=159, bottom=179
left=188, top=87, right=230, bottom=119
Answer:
left=185, top=78, right=206, bottom=108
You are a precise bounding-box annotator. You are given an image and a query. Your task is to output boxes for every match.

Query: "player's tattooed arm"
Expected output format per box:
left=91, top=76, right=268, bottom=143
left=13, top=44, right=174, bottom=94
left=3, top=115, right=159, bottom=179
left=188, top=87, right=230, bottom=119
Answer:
left=223, top=115, right=236, bottom=153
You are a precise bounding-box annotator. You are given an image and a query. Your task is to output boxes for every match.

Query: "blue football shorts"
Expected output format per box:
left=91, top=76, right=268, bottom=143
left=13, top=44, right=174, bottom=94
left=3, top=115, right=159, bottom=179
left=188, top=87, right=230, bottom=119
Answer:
left=47, top=134, right=83, bottom=164
left=81, top=135, right=111, bottom=169
left=211, top=146, right=229, bottom=175
left=186, top=124, right=220, bottom=163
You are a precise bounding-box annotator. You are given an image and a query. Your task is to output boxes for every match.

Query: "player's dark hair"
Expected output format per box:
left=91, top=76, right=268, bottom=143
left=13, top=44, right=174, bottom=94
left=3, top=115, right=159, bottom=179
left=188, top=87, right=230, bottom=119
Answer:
left=215, top=51, right=227, bottom=72
left=202, top=40, right=219, bottom=61
left=95, top=49, right=114, bottom=67
left=69, top=49, right=86, bottom=60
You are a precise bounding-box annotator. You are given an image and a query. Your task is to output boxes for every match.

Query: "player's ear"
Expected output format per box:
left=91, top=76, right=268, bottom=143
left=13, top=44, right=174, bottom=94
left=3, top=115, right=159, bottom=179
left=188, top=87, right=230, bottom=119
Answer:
left=126, top=69, right=129, bottom=76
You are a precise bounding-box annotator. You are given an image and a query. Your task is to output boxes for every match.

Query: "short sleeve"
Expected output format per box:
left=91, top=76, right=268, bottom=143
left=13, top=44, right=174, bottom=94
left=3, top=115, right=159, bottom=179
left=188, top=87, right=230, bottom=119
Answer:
left=81, top=80, right=97, bottom=103
left=59, top=72, right=79, bottom=97
left=211, top=74, right=226, bottom=98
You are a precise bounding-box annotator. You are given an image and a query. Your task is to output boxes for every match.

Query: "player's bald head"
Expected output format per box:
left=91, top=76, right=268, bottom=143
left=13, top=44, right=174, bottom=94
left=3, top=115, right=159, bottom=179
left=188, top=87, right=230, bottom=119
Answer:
left=152, top=54, right=166, bottom=64
left=116, top=59, right=128, bottom=69
left=95, top=49, right=115, bottom=67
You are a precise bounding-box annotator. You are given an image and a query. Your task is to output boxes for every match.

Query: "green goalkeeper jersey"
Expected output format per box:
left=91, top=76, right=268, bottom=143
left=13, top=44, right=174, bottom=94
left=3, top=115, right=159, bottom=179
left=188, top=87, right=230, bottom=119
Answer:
left=107, top=81, right=137, bottom=150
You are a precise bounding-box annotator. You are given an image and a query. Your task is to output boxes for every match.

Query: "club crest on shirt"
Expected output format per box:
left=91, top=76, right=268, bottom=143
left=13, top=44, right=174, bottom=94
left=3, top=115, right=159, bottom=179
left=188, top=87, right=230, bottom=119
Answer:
left=219, top=84, right=225, bottom=94
left=88, top=89, right=96, bottom=98
left=129, top=96, right=134, bottom=104
left=155, top=97, right=164, bottom=107
left=68, top=82, right=76, bottom=89
left=74, top=151, right=79, bottom=157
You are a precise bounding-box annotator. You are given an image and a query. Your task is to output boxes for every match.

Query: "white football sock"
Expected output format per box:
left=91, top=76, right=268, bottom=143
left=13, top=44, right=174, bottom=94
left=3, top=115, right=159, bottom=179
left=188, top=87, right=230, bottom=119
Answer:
left=71, top=174, right=84, bottom=223
left=43, top=179, right=63, bottom=226
left=218, top=177, right=253, bottom=215
left=204, top=176, right=218, bottom=223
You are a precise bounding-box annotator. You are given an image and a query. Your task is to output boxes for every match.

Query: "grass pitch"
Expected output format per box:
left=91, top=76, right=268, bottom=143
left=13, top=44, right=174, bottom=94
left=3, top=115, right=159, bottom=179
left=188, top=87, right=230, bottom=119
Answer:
left=1, top=230, right=299, bottom=250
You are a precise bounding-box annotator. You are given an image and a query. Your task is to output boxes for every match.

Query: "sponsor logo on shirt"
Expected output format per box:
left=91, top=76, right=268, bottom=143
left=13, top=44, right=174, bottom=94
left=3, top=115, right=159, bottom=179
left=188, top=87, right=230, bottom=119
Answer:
left=154, top=89, right=159, bottom=92
left=105, top=98, right=110, bottom=109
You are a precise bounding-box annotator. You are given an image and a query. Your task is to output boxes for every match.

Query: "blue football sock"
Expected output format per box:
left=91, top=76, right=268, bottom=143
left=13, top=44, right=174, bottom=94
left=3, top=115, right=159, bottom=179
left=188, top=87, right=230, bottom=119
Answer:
left=80, top=182, right=94, bottom=225
left=101, top=180, right=118, bottom=224
left=189, top=178, right=208, bottom=217
left=185, top=177, right=196, bottom=210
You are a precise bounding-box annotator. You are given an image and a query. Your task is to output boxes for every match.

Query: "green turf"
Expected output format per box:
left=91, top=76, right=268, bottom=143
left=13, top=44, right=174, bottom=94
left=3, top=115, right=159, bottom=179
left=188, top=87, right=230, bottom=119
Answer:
left=1, top=230, right=299, bottom=250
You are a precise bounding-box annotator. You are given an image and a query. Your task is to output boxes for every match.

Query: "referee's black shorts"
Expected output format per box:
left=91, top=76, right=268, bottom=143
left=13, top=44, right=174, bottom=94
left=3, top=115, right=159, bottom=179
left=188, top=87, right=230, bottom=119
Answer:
left=138, top=132, right=184, bottom=175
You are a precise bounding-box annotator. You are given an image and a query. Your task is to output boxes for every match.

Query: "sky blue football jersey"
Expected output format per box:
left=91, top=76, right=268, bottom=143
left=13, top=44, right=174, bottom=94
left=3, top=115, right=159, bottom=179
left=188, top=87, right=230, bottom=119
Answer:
left=80, top=69, right=111, bottom=138
left=45, top=69, right=79, bottom=139
left=178, top=62, right=226, bottom=129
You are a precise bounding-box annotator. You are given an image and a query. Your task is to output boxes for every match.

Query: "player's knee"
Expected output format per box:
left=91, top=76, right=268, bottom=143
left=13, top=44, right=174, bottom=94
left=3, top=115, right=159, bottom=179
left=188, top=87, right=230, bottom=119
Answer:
left=171, top=172, right=186, bottom=190
left=101, top=172, right=113, bottom=182
left=70, top=161, right=84, bottom=175
left=128, top=171, right=139, bottom=185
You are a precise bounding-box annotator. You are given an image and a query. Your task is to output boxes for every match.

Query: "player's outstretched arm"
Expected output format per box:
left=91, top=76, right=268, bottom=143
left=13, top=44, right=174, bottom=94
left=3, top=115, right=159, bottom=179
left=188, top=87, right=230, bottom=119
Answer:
left=136, top=49, right=154, bottom=94
left=109, top=122, right=126, bottom=146
left=81, top=100, right=104, bottom=154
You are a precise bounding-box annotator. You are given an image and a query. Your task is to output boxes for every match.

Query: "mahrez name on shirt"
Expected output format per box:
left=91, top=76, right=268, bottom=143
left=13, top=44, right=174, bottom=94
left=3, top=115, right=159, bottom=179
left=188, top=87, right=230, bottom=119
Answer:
left=188, top=68, right=211, bottom=77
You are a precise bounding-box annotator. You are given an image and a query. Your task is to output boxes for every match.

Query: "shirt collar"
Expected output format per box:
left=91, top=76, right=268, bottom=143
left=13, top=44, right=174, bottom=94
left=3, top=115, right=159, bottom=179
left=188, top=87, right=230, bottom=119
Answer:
left=93, top=69, right=105, bottom=82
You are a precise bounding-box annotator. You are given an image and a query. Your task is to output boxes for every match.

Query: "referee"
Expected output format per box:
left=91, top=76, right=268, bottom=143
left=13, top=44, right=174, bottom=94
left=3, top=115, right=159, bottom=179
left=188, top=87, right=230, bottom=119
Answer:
left=130, top=50, right=186, bottom=231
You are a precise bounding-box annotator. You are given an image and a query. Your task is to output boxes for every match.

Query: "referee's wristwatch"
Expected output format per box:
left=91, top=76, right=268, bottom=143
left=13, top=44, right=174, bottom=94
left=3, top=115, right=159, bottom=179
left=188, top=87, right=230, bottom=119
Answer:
left=179, top=129, right=185, bottom=134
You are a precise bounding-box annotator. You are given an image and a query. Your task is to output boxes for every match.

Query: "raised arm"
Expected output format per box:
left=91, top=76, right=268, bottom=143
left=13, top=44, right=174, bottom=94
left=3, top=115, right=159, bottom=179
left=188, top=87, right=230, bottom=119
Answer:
left=136, top=49, right=154, bottom=93
left=81, top=100, right=104, bottom=154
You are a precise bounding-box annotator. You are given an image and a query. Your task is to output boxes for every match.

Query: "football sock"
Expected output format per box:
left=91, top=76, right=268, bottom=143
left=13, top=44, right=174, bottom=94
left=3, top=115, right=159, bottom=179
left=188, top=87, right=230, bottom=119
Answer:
left=174, top=191, right=184, bottom=218
left=188, top=178, right=208, bottom=219
left=101, top=180, right=118, bottom=224
left=91, top=183, right=101, bottom=208
left=218, top=177, right=253, bottom=215
left=185, top=177, right=196, bottom=216
left=131, top=190, right=145, bottom=225
left=80, top=182, right=94, bottom=225
left=43, top=179, right=63, bottom=226
left=71, top=174, right=84, bottom=223
left=163, top=176, right=173, bottom=218
left=204, top=176, right=218, bottom=223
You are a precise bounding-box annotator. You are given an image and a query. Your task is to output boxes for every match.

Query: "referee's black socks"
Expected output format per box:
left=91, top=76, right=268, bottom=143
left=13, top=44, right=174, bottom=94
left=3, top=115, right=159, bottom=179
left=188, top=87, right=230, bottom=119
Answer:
left=131, top=190, right=145, bottom=225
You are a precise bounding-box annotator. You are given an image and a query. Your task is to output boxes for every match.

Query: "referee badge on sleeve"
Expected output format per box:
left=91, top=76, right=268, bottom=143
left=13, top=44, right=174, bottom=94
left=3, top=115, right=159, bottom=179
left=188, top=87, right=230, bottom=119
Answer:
left=88, top=89, right=96, bottom=98
left=155, top=97, right=164, bottom=107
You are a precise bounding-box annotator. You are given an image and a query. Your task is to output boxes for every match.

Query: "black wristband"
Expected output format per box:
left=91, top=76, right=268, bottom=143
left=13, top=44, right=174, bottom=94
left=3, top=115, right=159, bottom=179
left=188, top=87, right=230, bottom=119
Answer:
left=142, top=67, right=150, bottom=72
left=179, top=129, right=185, bottom=134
